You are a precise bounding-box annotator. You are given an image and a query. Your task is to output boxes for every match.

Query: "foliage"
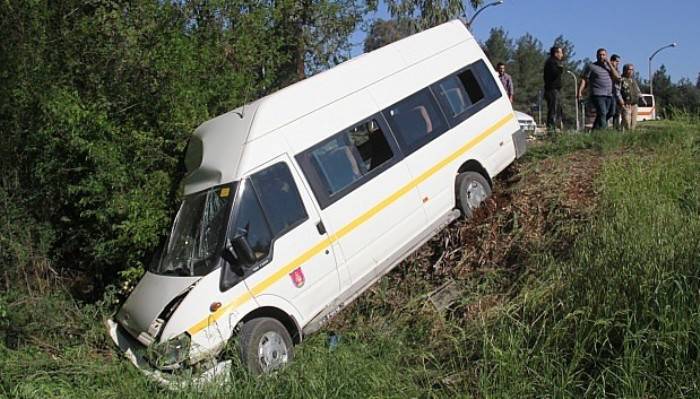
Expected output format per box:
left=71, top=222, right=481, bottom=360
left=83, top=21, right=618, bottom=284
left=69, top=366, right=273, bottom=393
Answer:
left=0, top=0, right=369, bottom=291
left=509, top=34, right=546, bottom=113
left=363, top=18, right=415, bottom=52
left=653, top=65, right=700, bottom=118
left=482, top=27, right=512, bottom=67
left=384, top=0, right=483, bottom=31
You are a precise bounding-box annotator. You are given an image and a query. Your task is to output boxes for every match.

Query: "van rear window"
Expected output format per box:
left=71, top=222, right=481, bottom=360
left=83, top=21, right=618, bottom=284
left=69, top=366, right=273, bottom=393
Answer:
left=638, top=96, right=652, bottom=107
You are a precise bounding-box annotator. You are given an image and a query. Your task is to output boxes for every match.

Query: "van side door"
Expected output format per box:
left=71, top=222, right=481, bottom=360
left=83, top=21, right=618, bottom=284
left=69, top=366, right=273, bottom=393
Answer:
left=228, top=157, right=341, bottom=324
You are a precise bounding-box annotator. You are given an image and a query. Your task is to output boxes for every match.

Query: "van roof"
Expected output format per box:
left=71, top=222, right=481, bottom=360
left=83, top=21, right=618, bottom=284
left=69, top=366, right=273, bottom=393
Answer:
left=248, top=19, right=472, bottom=140
left=183, top=19, right=474, bottom=194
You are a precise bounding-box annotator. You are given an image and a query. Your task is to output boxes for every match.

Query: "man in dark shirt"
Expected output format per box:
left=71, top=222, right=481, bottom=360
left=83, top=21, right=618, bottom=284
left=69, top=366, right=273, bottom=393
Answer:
left=578, top=48, right=621, bottom=130
left=610, top=54, right=623, bottom=130
left=543, top=46, right=564, bottom=131
left=496, top=62, right=514, bottom=102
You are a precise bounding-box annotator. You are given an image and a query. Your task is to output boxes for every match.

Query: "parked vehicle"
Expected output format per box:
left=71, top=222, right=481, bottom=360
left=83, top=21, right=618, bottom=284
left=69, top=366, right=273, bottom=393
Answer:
left=107, top=19, right=526, bottom=385
left=515, top=110, right=537, bottom=137
left=637, top=94, right=656, bottom=121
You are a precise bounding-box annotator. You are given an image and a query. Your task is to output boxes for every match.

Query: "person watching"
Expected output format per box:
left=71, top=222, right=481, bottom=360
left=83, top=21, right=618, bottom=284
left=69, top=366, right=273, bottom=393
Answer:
left=610, top=54, right=623, bottom=130
left=496, top=62, right=514, bottom=102
left=543, top=46, right=565, bottom=132
left=620, top=63, right=642, bottom=131
left=578, top=48, right=621, bottom=130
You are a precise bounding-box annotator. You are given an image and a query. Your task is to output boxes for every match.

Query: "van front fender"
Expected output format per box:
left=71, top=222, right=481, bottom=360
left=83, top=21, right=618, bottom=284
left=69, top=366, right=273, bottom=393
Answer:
left=238, top=294, right=304, bottom=344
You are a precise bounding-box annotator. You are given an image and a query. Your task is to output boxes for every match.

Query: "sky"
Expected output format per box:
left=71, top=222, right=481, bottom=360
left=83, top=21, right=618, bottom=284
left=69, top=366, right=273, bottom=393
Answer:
left=351, top=0, right=700, bottom=83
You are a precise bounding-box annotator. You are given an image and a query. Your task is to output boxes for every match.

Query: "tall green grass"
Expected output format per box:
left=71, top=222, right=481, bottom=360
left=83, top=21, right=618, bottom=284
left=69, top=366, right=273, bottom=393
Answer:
left=470, top=121, right=700, bottom=397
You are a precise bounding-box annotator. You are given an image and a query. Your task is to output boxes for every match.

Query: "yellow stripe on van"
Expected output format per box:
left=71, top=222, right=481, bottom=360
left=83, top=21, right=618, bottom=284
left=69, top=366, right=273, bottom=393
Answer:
left=187, top=113, right=514, bottom=336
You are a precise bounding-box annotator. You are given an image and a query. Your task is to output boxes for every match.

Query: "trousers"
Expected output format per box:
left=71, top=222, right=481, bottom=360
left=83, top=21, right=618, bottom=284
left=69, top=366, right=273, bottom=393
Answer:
left=544, top=89, right=561, bottom=129
left=621, top=104, right=638, bottom=131
left=591, top=95, right=614, bottom=129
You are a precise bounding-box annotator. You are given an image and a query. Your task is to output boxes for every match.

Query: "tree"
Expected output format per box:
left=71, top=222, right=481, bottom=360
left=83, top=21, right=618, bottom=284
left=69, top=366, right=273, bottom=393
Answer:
left=384, top=0, right=483, bottom=30
left=696, top=72, right=700, bottom=89
left=0, top=0, right=377, bottom=292
left=652, top=64, right=673, bottom=117
left=270, top=0, right=374, bottom=82
left=510, top=34, right=546, bottom=115
left=483, top=27, right=513, bottom=67
left=669, top=78, right=700, bottom=116
left=363, top=18, right=414, bottom=52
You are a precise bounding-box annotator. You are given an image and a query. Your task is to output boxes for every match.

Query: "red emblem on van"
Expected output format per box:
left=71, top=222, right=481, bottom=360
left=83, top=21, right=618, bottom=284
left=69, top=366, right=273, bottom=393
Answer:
left=290, top=267, right=305, bottom=288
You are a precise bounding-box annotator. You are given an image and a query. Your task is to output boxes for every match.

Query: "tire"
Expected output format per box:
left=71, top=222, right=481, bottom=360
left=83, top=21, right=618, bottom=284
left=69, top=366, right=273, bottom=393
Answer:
left=456, top=171, right=491, bottom=218
left=239, top=317, right=294, bottom=375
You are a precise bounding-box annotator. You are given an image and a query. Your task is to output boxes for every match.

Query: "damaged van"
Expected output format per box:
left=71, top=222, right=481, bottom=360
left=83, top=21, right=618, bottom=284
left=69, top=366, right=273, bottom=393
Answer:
left=107, top=18, right=526, bottom=385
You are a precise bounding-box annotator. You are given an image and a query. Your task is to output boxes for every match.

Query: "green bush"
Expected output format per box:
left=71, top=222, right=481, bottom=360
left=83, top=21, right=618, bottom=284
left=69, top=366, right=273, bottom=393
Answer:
left=0, top=1, right=299, bottom=289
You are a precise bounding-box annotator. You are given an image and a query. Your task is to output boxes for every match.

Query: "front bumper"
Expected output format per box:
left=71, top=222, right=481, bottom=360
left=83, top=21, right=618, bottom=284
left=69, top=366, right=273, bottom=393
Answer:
left=105, top=318, right=231, bottom=389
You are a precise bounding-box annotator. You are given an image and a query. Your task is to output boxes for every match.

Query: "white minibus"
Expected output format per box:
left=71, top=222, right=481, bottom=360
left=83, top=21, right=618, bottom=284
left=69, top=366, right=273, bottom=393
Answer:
left=107, top=19, right=526, bottom=385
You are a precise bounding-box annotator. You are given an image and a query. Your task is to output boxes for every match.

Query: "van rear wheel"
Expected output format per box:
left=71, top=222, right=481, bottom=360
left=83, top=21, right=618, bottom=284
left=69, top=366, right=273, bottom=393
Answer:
left=456, top=171, right=491, bottom=218
left=239, top=317, right=294, bottom=375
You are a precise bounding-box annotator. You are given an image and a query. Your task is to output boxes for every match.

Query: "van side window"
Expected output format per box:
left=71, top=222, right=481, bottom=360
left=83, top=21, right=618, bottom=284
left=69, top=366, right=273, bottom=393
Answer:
left=311, top=119, right=393, bottom=195
left=297, top=117, right=398, bottom=209
left=250, top=162, right=308, bottom=237
left=436, top=76, right=473, bottom=117
left=232, top=182, right=272, bottom=263
left=384, top=88, right=448, bottom=154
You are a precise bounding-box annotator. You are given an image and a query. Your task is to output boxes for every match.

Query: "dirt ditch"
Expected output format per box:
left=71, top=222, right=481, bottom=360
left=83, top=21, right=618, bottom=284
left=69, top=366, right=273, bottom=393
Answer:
left=333, top=148, right=606, bottom=328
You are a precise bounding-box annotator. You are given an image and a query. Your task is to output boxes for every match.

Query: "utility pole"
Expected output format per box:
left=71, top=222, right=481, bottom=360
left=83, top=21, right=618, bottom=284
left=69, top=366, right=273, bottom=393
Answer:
left=466, top=0, right=504, bottom=29
left=648, top=43, right=677, bottom=96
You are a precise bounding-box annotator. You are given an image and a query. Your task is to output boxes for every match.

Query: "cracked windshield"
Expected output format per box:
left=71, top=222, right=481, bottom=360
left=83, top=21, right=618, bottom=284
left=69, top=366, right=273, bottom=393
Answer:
left=152, top=183, right=236, bottom=276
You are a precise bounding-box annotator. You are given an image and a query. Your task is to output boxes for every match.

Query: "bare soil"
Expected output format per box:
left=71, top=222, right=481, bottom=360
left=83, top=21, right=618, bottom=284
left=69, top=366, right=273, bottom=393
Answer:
left=332, top=148, right=606, bottom=328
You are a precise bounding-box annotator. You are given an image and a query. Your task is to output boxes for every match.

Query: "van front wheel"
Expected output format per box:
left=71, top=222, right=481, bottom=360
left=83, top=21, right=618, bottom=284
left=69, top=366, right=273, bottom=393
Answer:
left=239, top=317, right=294, bottom=375
left=456, top=171, right=491, bottom=218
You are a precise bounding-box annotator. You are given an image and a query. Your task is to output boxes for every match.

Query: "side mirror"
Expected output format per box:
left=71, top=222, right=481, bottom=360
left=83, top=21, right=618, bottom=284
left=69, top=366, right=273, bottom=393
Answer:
left=231, top=235, right=256, bottom=266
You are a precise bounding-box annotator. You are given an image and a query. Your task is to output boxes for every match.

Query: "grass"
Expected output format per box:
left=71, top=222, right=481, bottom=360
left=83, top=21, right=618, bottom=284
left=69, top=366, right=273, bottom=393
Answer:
left=1, top=120, right=699, bottom=398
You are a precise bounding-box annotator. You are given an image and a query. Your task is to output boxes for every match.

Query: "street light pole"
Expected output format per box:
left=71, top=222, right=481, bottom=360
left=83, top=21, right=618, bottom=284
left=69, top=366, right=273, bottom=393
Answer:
left=648, top=42, right=677, bottom=96
left=566, top=70, right=579, bottom=131
left=466, top=0, right=504, bottom=29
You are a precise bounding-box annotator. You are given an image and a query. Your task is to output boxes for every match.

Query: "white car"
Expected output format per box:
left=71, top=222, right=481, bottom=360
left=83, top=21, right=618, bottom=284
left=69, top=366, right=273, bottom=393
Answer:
left=515, top=110, right=537, bottom=136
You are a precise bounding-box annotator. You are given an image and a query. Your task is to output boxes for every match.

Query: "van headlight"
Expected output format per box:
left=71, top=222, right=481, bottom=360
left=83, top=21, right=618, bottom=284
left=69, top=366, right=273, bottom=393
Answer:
left=146, top=332, right=191, bottom=370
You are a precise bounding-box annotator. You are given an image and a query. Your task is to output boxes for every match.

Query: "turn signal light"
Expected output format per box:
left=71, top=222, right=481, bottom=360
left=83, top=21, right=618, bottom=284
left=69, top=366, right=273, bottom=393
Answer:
left=210, top=302, right=222, bottom=312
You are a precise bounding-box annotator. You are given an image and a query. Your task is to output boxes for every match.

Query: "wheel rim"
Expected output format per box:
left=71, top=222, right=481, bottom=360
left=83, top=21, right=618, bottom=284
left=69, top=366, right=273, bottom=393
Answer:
left=465, top=180, right=487, bottom=210
left=257, top=331, right=289, bottom=372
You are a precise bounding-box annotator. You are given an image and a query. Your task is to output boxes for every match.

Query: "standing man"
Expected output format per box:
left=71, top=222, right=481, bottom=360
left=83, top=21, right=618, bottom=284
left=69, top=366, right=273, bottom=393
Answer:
left=543, top=46, right=565, bottom=131
left=496, top=62, right=514, bottom=102
left=578, top=48, right=621, bottom=130
left=610, top=54, right=624, bottom=130
left=620, top=63, right=642, bottom=131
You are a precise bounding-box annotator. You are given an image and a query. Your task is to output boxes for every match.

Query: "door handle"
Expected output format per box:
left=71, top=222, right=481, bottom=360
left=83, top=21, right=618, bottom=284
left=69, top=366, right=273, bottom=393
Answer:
left=316, top=221, right=326, bottom=235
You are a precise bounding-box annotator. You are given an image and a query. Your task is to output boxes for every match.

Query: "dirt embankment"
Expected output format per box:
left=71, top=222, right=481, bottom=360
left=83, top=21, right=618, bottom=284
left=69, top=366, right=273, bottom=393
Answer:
left=333, top=149, right=605, bottom=327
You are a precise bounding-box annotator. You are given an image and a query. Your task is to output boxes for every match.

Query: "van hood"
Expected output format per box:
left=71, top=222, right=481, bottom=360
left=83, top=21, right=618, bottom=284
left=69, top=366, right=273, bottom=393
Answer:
left=115, top=272, right=200, bottom=345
